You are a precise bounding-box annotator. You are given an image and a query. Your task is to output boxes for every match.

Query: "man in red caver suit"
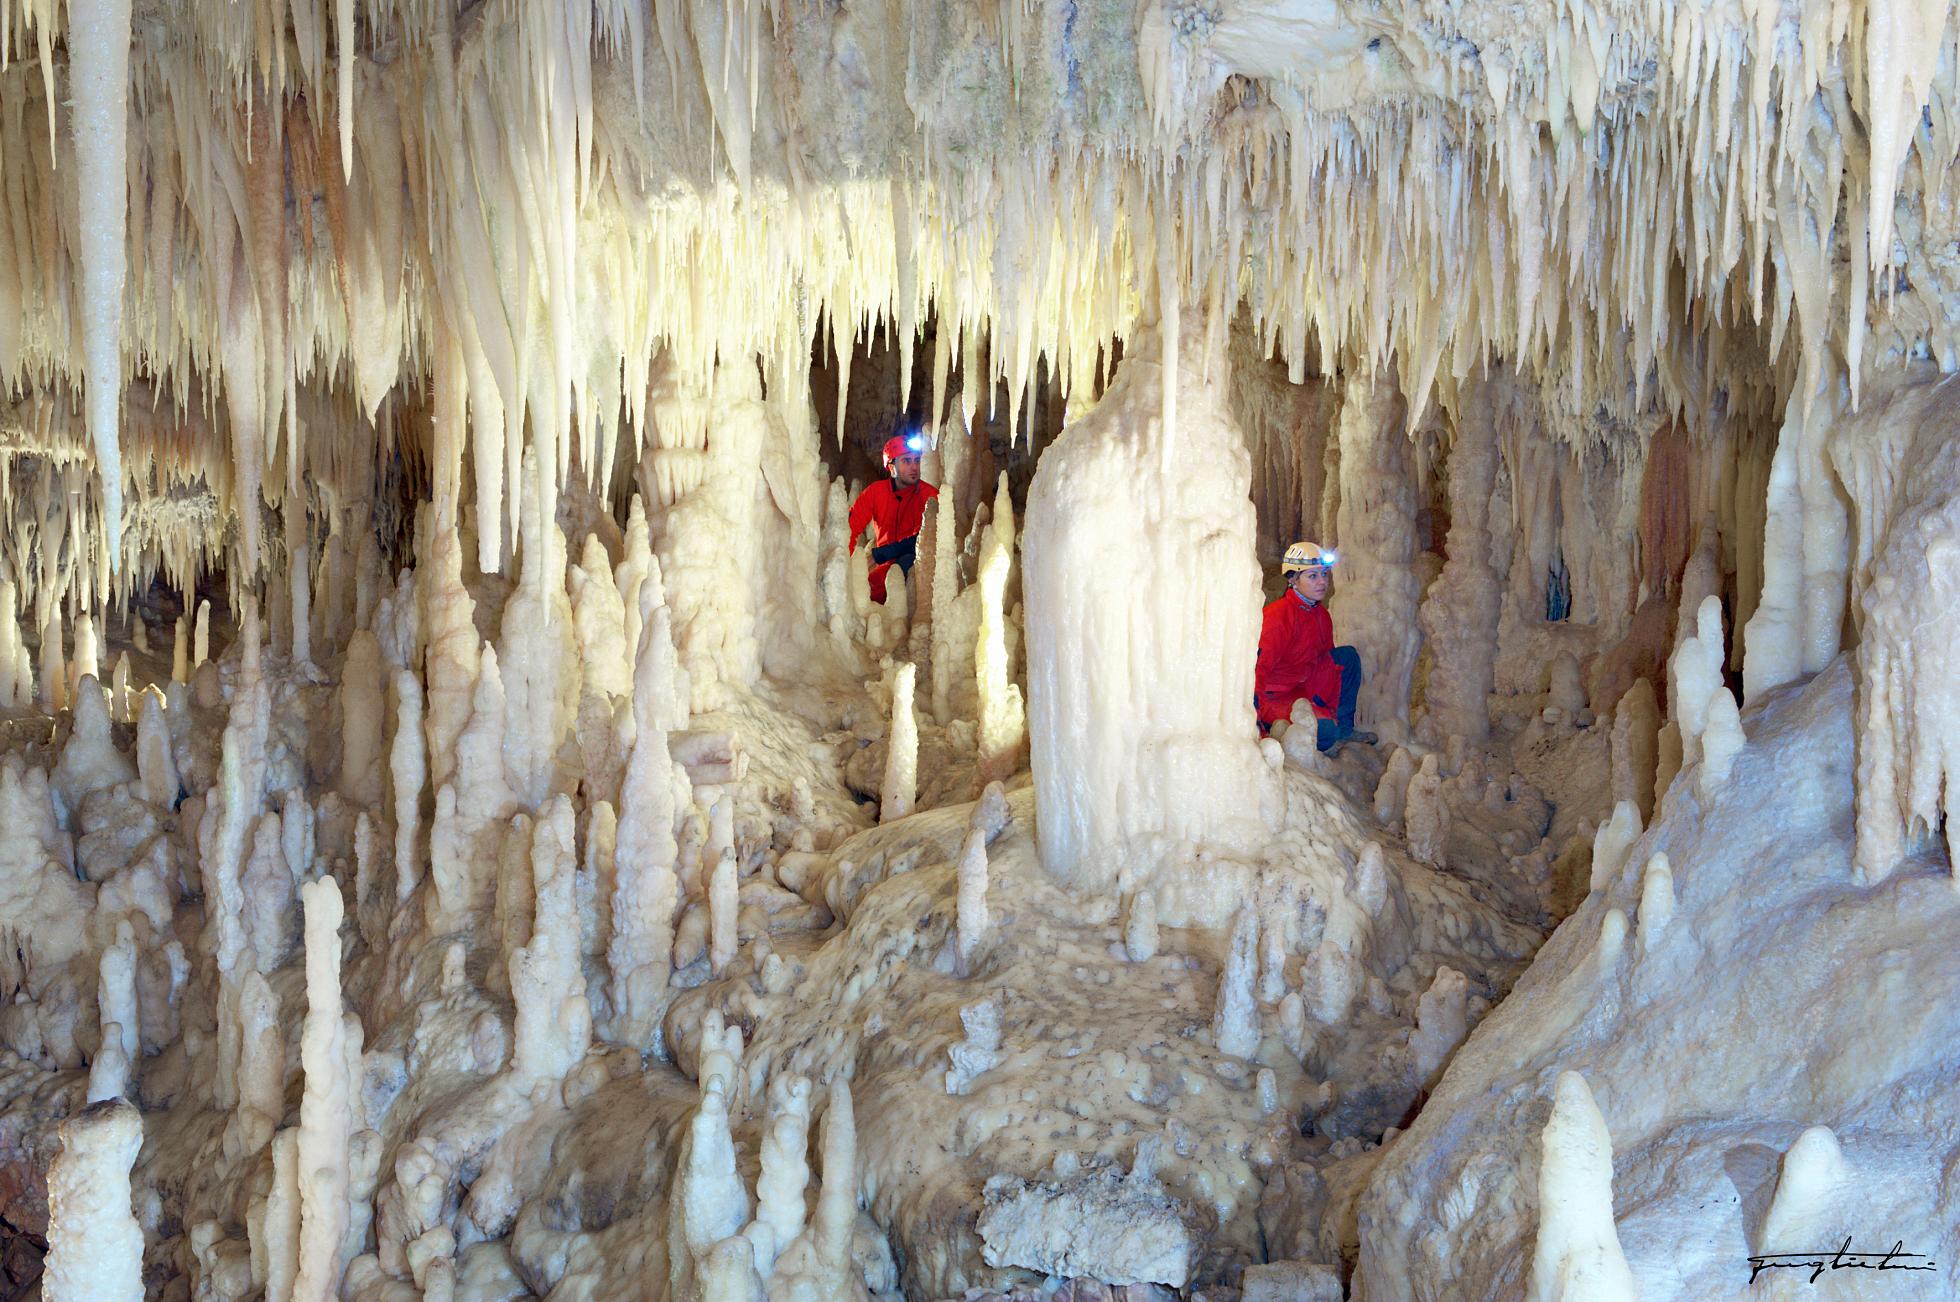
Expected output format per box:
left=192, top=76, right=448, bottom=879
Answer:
left=848, top=433, right=939, bottom=604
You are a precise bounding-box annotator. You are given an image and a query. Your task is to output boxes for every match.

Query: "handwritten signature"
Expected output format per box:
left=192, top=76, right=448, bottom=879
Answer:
left=1747, top=1238, right=1937, bottom=1284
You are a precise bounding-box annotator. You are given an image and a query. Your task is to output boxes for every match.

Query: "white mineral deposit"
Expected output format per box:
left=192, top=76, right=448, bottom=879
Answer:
left=0, top=4, right=1955, bottom=1299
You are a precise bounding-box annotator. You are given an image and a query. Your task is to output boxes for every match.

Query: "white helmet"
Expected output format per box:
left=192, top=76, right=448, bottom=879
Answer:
left=1282, top=540, right=1336, bottom=576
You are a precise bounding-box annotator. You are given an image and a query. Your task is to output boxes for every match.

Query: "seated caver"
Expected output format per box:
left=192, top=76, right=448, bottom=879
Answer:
left=1255, top=540, right=1376, bottom=752
left=848, top=432, right=939, bottom=604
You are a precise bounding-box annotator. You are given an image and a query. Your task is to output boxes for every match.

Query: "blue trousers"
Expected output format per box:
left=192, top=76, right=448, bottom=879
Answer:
left=1315, top=646, right=1363, bottom=751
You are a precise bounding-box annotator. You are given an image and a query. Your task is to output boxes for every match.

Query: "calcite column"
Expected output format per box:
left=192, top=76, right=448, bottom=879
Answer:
left=1741, top=378, right=1849, bottom=701
left=1023, top=317, right=1277, bottom=898
left=645, top=350, right=824, bottom=713
left=1327, top=373, right=1421, bottom=732
left=1418, top=386, right=1502, bottom=743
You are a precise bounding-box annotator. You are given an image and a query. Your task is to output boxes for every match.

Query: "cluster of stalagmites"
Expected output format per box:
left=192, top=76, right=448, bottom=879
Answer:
left=0, top=314, right=1816, bottom=1302
left=0, top=326, right=1174, bottom=1299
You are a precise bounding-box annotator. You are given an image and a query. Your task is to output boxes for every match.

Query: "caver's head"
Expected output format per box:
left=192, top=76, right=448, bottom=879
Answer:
left=1282, top=540, right=1335, bottom=602
left=883, top=433, right=925, bottom=486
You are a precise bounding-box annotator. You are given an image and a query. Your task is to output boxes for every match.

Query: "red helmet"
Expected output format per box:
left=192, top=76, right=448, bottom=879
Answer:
left=882, top=432, right=925, bottom=471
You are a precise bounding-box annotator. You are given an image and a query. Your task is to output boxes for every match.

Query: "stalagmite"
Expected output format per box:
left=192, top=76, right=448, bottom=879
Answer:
left=136, top=690, right=180, bottom=807
left=1025, top=318, right=1275, bottom=895
left=261, top=1129, right=301, bottom=1302
left=1408, top=966, right=1470, bottom=1088
left=194, top=600, right=210, bottom=669
left=43, top=1100, right=144, bottom=1302
left=945, top=998, right=1004, bottom=1095
left=709, top=846, right=738, bottom=975
left=1636, top=854, right=1674, bottom=951
left=39, top=609, right=65, bottom=712
left=610, top=594, right=681, bottom=1045
left=814, top=1077, right=858, bottom=1273
left=1527, top=1072, right=1638, bottom=1302
left=422, top=528, right=480, bottom=791
left=1302, top=940, right=1358, bottom=1026
left=671, top=1016, right=751, bottom=1296
left=1404, top=754, right=1449, bottom=866
left=233, top=972, right=284, bottom=1158
left=1125, top=889, right=1159, bottom=962
left=87, top=921, right=138, bottom=1103
left=295, top=878, right=353, bottom=1302
left=617, top=498, right=653, bottom=661
left=1354, top=843, right=1390, bottom=918
left=391, top=669, right=426, bottom=902
left=912, top=499, right=940, bottom=668
left=1258, top=914, right=1288, bottom=1004
left=747, top=1072, right=813, bottom=1275
left=1668, top=596, right=1726, bottom=772
left=929, top=491, right=961, bottom=722
left=1609, top=680, right=1660, bottom=823
left=1588, top=801, right=1642, bottom=892
left=71, top=613, right=100, bottom=695
left=1375, top=748, right=1417, bottom=829
left=1596, top=909, right=1628, bottom=976
left=570, top=534, right=630, bottom=699
left=955, top=822, right=990, bottom=970
left=54, top=681, right=134, bottom=814
left=110, top=652, right=130, bottom=722
left=1760, top=1126, right=1851, bottom=1253
left=975, top=473, right=1024, bottom=785
left=1214, top=906, right=1261, bottom=1059
left=1742, top=384, right=1849, bottom=701
left=1698, top=689, right=1744, bottom=797
left=880, top=661, right=918, bottom=823
left=510, top=797, right=591, bottom=1079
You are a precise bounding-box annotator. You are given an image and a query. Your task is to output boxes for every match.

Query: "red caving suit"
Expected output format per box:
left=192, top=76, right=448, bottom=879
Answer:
left=848, top=477, right=939, bottom=604
left=1255, top=589, right=1343, bottom=728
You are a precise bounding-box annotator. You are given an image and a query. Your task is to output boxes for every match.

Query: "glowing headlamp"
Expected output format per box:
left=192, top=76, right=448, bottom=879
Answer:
left=1319, top=550, right=1338, bottom=567
left=905, top=433, right=925, bottom=453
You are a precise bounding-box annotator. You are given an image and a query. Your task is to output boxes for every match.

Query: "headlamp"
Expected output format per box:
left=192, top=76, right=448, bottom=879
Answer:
left=905, top=433, right=925, bottom=453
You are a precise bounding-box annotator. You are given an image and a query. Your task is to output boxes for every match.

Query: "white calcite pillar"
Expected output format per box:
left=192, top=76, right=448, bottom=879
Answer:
left=1327, top=372, right=1421, bottom=732
left=879, top=662, right=918, bottom=823
left=295, top=878, right=353, bottom=1301
left=1742, top=379, right=1849, bottom=702
left=644, top=350, right=821, bottom=713
left=44, top=1099, right=145, bottom=1302
left=1527, top=1072, right=1637, bottom=1302
left=1023, top=317, right=1277, bottom=896
left=1418, top=389, right=1503, bottom=743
